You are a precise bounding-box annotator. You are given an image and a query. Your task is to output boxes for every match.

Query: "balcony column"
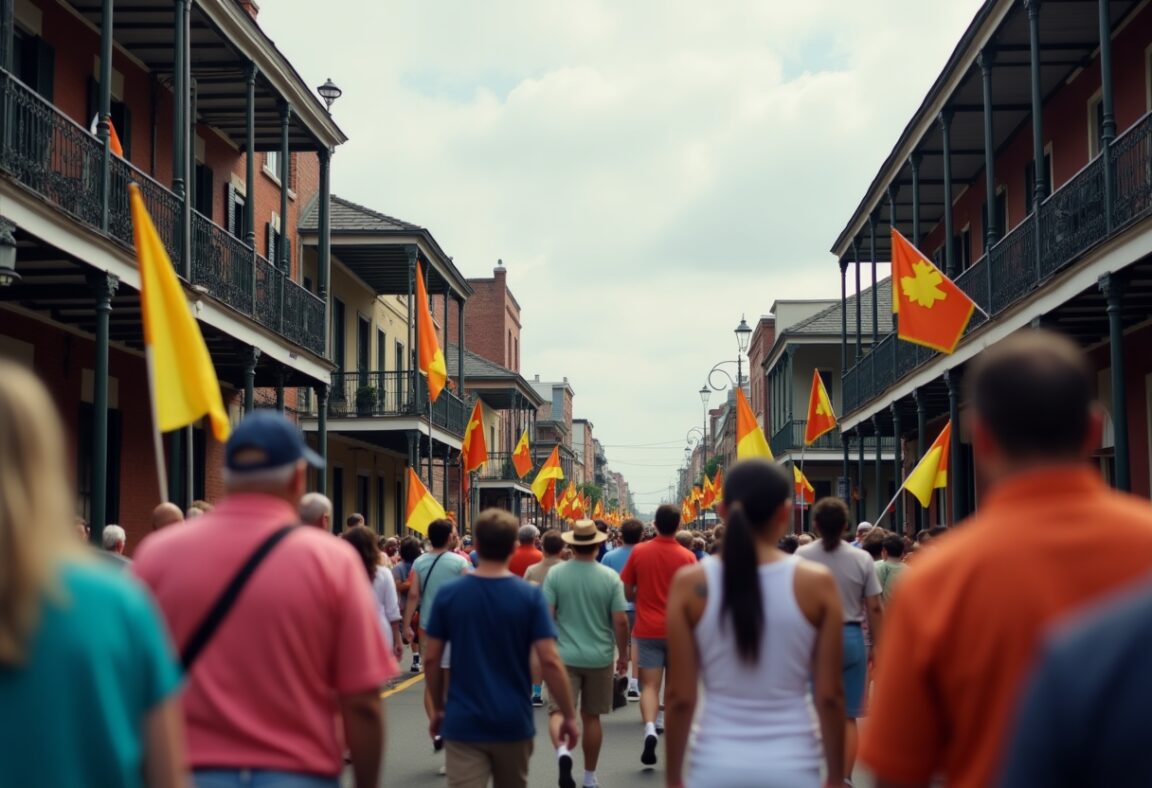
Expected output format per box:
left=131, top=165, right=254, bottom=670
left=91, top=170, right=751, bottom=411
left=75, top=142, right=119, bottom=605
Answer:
left=318, top=147, right=331, bottom=356
left=98, top=0, right=113, bottom=233
left=176, top=0, right=191, bottom=277
left=278, top=103, right=291, bottom=271
left=852, top=237, right=862, bottom=361
left=841, top=432, right=851, bottom=508
left=911, top=152, right=922, bottom=246
left=0, top=0, right=12, bottom=71
left=913, top=387, right=928, bottom=532
left=856, top=427, right=865, bottom=524
left=945, top=370, right=962, bottom=525
left=1099, top=0, right=1116, bottom=232
left=457, top=295, right=465, bottom=391
left=243, top=346, right=260, bottom=414
left=315, top=383, right=328, bottom=495
left=890, top=403, right=903, bottom=534
left=442, top=443, right=450, bottom=512
left=785, top=348, right=794, bottom=424
left=172, top=0, right=187, bottom=202
left=1026, top=0, right=1045, bottom=281
left=1100, top=273, right=1130, bottom=491
left=869, top=212, right=878, bottom=343
left=979, top=49, right=998, bottom=250
left=89, top=272, right=119, bottom=543
left=872, top=414, right=882, bottom=523
left=406, top=245, right=416, bottom=410
left=888, top=186, right=899, bottom=335
left=940, top=109, right=956, bottom=278
left=839, top=258, right=849, bottom=370
left=275, top=371, right=285, bottom=412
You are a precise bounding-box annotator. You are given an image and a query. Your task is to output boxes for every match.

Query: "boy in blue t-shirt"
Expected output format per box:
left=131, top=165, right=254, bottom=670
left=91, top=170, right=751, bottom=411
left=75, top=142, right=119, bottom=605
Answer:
left=424, top=510, right=579, bottom=788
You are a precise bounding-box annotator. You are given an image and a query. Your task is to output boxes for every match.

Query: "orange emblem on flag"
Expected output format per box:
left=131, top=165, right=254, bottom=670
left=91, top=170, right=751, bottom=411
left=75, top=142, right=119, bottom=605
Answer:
left=804, top=370, right=838, bottom=445
left=511, top=429, right=533, bottom=478
left=891, top=230, right=976, bottom=354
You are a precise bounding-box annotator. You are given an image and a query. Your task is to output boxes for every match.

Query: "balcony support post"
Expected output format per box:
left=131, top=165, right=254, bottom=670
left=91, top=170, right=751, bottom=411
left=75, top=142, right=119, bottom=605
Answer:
left=891, top=403, right=903, bottom=534
left=940, top=109, right=956, bottom=278
left=318, top=147, right=331, bottom=357
left=1100, top=273, right=1130, bottom=491
left=869, top=213, right=878, bottom=343
left=98, top=0, right=112, bottom=233
left=1026, top=0, right=1045, bottom=282
left=945, top=370, right=963, bottom=524
left=275, top=371, right=285, bottom=412
left=1099, top=0, right=1116, bottom=232
left=852, top=237, right=862, bottom=362
left=785, top=348, right=794, bottom=423
left=89, top=272, right=119, bottom=543
left=457, top=295, right=465, bottom=392
left=839, top=258, right=848, bottom=370
left=245, top=63, right=257, bottom=248
left=173, top=0, right=190, bottom=277
left=888, top=186, right=899, bottom=335
left=0, top=0, right=12, bottom=71
left=979, top=49, right=998, bottom=250
left=913, top=387, right=928, bottom=532
left=856, top=427, right=865, bottom=525
left=873, top=414, right=882, bottom=523
left=841, top=432, right=851, bottom=510
left=315, top=383, right=328, bottom=495
left=243, top=346, right=260, bottom=415
left=406, top=246, right=416, bottom=411
left=278, top=102, right=290, bottom=271
left=911, top=152, right=922, bottom=246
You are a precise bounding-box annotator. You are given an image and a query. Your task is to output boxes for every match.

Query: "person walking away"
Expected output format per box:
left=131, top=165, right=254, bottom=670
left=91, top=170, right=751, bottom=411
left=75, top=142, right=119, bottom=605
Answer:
left=151, top=502, right=184, bottom=531
left=424, top=509, right=580, bottom=788
left=797, top=498, right=882, bottom=780
left=298, top=492, right=333, bottom=531
left=403, top=518, right=471, bottom=763
left=542, top=520, right=630, bottom=788
left=509, top=523, right=543, bottom=577
left=524, top=529, right=565, bottom=586
left=860, top=330, right=1152, bottom=788
left=0, top=361, right=185, bottom=788
left=620, top=504, right=697, bottom=767
left=134, top=410, right=395, bottom=788
left=393, top=536, right=424, bottom=672
left=101, top=523, right=132, bottom=569
left=665, top=459, right=845, bottom=788
left=875, top=535, right=906, bottom=604
left=343, top=526, right=404, bottom=663
left=519, top=525, right=554, bottom=707
left=601, top=517, right=644, bottom=701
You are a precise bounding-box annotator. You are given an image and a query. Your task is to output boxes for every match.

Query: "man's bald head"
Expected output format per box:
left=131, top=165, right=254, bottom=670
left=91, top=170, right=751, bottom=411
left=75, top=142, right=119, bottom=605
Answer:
left=151, top=502, right=184, bottom=531
left=299, top=492, right=333, bottom=529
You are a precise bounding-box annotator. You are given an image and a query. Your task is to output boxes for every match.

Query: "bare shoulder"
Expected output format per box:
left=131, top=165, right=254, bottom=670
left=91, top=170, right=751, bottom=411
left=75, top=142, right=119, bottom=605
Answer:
left=671, top=562, right=708, bottom=597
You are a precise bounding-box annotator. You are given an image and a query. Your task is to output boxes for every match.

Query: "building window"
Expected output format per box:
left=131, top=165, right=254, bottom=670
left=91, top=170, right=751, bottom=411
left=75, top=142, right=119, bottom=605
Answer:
left=332, top=467, right=344, bottom=531
left=265, top=151, right=280, bottom=178
left=1088, top=90, right=1104, bottom=159
left=507, top=330, right=512, bottom=367
left=377, top=476, right=386, bottom=533
left=981, top=186, right=1008, bottom=249
left=225, top=183, right=246, bottom=240
left=376, top=329, right=386, bottom=372
left=356, top=475, right=369, bottom=520
left=953, top=225, right=971, bottom=272
left=1024, top=147, right=1053, bottom=206
left=332, top=299, right=346, bottom=371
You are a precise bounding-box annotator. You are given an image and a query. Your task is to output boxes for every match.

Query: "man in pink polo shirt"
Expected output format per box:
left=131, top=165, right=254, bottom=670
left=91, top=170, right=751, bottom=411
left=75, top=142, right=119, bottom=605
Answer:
left=134, top=411, right=396, bottom=788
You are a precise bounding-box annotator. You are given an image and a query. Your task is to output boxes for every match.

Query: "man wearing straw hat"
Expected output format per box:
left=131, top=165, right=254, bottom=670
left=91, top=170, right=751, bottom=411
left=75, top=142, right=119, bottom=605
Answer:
left=542, top=520, right=630, bottom=788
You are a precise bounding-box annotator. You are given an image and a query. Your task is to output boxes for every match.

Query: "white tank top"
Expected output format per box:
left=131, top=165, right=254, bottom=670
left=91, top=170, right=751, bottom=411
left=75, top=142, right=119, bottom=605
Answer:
left=690, top=555, right=821, bottom=773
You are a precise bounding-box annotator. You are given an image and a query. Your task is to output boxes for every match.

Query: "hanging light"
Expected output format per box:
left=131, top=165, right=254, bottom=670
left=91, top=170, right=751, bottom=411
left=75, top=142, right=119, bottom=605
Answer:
left=735, top=314, right=752, bottom=354
left=317, top=78, right=343, bottom=111
left=699, top=385, right=710, bottom=407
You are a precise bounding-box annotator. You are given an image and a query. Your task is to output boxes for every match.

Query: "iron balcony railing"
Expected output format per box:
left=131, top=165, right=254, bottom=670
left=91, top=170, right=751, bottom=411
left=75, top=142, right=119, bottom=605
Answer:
left=842, top=109, right=1152, bottom=415
left=768, top=418, right=869, bottom=455
left=326, top=370, right=466, bottom=435
left=475, top=452, right=529, bottom=483
left=0, top=69, right=325, bottom=357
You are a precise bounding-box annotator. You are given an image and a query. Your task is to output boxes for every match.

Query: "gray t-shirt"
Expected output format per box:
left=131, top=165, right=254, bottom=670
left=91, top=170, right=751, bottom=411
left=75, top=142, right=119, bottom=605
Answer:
left=797, top=540, right=882, bottom=622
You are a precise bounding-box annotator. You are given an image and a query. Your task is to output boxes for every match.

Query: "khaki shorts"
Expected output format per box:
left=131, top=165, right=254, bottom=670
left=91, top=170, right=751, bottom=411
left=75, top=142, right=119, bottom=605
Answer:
left=549, top=664, right=614, bottom=717
left=445, top=739, right=532, bottom=788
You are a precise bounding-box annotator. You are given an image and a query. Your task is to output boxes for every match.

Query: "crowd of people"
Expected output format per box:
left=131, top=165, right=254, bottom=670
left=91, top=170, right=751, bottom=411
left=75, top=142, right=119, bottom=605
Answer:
left=3, top=329, right=1152, bottom=788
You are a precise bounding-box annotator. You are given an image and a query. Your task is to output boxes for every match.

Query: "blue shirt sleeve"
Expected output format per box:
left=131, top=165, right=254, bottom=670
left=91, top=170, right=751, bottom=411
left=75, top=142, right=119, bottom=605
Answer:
left=528, top=585, right=557, bottom=642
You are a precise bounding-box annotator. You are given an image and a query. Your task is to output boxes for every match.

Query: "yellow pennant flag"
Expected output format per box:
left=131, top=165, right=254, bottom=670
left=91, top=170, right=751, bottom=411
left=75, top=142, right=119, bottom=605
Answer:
left=531, top=446, right=564, bottom=503
left=406, top=467, right=447, bottom=535
left=129, top=184, right=230, bottom=442
left=735, top=387, right=773, bottom=461
left=903, top=421, right=952, bottom=507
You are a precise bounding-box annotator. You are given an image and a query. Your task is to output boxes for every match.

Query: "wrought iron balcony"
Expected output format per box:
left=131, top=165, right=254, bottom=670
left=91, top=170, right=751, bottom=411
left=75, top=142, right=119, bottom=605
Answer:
left=326, top=370, right=466, bottom=435
left=770, top=418, right=895, bottom=455
left=0, top=69, right=325, bottom=357
left=475, top=452, right=529, bottom=483
left=842, top=110, right=1152, bottom=416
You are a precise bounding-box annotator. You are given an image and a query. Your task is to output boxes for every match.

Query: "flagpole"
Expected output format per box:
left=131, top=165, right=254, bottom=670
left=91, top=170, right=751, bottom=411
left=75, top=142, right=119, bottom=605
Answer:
left=873, top=486, right=904, bottom=528
left=144, top=348, right=169, bottom=504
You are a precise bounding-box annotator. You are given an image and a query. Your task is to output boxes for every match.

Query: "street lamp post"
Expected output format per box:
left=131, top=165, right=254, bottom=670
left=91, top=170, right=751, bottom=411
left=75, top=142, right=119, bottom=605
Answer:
left=735, top=315, right=752, bottom=386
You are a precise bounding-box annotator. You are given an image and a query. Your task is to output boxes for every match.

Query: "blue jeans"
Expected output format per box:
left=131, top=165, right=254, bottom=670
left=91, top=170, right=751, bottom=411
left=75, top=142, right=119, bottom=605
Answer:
left=842, top=623, right=868, bottom=718
left=193, top=770, right=340, bottom=788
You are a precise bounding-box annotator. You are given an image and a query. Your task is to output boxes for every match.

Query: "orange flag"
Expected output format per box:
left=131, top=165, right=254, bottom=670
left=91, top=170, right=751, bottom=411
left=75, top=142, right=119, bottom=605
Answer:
left=511, top=429, right=533, bottom=478
left=406, top=467, right=447, bottom=536
left=735, top=387, right=773, bottom=461
left=903, top=421, right=952, bottom=507
left=532, top=447, right=564, bottom=506
left=90, top=114, right=124, bottom=157
left=711, top=467, right=724, bottom=502
left=538, top=478, right=557, bottom=512
left=793, top=465, right=816, bottom=504
left=701, top=473, right=716, bottom=510
left=461, top=400, right=488, bottom=474
left=593, top=500, right=605, bottom=519
left=415, top=260, right=448, bottom=402
left=805, top=370, right=837, bottom=444
left=891, top=230, right=977, bottom=354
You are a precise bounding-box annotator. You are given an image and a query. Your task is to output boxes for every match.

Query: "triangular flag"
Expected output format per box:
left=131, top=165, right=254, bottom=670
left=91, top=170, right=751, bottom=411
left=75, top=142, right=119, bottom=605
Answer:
left=701, top=473, right=716, bottom=510
left=415, top=260, right=448, bottom=402
left=130, top=184, right=229, bottom=442
left=593, top=500, right=605, bottom=519
left=903, top=421, right=952, bottom=507
left=735, top=387, right=773, bottom=461
left=793, top=465, right=816, bottom=504
left=406, top=467, right=447, bottom=535
left=538, top=478, right=557, bottom=513
left=511, top=429, right=533, bottom=478
left=90, top=114, right=124, bottom=157
left=461, top=400, right=488, bottom=474
left=891, top=230, right=976, bottom=354
left=804, top=370, right=838, bottom=445
left=532, top=446, right=564, bottom=504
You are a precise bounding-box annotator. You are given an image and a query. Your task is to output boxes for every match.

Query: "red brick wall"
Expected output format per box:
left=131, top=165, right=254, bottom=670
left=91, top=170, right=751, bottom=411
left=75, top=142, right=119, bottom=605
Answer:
left=464, top=268, right=521, bottom=372
left=746, top=318, right=775, bottom=425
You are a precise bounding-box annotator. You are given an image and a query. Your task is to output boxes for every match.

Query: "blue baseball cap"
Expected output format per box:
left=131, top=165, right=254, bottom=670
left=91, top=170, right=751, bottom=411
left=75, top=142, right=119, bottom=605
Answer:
left=225, top=410, right=324, bottom=472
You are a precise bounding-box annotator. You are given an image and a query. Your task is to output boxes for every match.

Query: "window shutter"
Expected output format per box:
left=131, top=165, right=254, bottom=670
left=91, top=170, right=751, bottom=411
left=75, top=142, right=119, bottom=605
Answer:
left=266, top=222, right=276, bottom=264
left=224, top=184, right=236, bottom=235
left=34, top=38, right=54, bottom=101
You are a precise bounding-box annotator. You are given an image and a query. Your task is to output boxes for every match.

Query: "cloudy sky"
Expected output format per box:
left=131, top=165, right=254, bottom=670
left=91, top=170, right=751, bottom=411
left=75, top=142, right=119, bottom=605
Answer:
left=260, top=0, right=983, bottom=514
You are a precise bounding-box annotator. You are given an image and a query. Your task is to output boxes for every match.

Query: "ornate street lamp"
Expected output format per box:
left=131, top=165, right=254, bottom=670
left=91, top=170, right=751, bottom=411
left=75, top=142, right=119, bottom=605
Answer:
left=317, top=78, right=343, bottom=111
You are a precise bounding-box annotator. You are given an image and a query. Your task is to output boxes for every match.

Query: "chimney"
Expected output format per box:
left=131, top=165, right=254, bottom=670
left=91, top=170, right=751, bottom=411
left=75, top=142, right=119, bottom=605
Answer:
left=494, top=259, right=507, bottom=287
left=237, top=0, right=259, bottom=19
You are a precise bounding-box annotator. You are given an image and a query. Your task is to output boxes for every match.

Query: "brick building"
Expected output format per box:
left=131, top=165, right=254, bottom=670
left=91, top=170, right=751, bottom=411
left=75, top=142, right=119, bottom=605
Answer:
left=464, top=261, right=521, bottom=372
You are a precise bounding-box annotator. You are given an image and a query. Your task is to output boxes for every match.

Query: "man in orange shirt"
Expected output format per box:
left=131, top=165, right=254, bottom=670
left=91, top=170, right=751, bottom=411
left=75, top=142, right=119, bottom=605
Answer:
left=508, top=523, right=543, bottom=578
left=861, top=330, right=1152, bottom=788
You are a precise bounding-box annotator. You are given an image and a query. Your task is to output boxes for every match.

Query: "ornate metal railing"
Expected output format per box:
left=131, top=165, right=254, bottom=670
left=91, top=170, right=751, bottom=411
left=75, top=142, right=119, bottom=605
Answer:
left=326, top=370, right=466, bottom=435
left=0, top=69, right=324, bottom=357
left=841, top=109, right=1152, bottom=417
left=476, top=452, right=527, bottom=482
left=769, top=419, right=849, bottom=455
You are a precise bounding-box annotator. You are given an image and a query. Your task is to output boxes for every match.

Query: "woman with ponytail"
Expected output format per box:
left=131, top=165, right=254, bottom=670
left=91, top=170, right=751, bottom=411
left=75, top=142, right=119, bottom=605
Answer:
left=664, top=459, right=845, bottom=788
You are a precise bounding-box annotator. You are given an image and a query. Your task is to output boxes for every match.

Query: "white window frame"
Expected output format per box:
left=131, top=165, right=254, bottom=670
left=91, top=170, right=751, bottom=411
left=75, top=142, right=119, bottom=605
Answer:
left=1088, top=87, right=1103, bottom=159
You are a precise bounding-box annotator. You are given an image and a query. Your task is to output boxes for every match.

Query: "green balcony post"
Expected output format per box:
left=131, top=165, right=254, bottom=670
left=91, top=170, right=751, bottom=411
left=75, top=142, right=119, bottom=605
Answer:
left=0, top=0, right=12, bottom=71
left=1098, top=0, right=1116, bottom=233
left=278, top=101, right=290, bottom=271
left=841, top=432, right=851, bottom=509
left=318, top=147, right=331, bottom=355
left=852, top=237, right=862, bottom=362
left=275, top=371, right=285, bottom=412
left=785, top=348, right=794, bottom=424
left=945, top=370, right=963, bottom=524
left=979, top=49, right=998, bottom=250
left=888, top=186, right=899, bottom=337
left=869, top=213, right=878, bottom=343
left=839, top=258, right=849, bottom=370
left=167, top=430, right=183, bottom=508
left=245, top=62, right=257, bottom=251
left=89, top=273, right=118, bottom=543
left=911, top=152, right=922, bottom=247
left=856, top=427, right=865, bottom=524
left=913, top=387, right=928, bottom=532
left=872, top=414, right=882, bottom=523
left=243, top=346, right=260, bottom=414
left=406, top=245, right=416, bottom=411
left=315, top=383, right=328, bottom=495
left=891, top=403, right=903, bottom=534
left=1100, top=274, right=1129, bottom=491
left=172, top=0, right=186, bottom=202
left=1026, top=0, right=1045, bottom=282
left=98, top=0, right=112, bottom=233
left=940, top=109, right=956, bottom=278
left=174, top=0, right=190, bottom=277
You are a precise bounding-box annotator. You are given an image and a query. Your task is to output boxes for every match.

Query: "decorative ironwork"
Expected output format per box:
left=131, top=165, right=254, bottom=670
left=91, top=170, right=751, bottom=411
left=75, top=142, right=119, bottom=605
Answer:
left=1113, top=111, right=1152, bottom=230
left=326, top=370, right=464, bottom=435
left=987, top=213, right=1035, bottom=313
left=769, top=419, right=852, bottom=455
left=191, top=209, right=253, bottom=313
left=954, top=254, right=989, bottom=332
left=476, top=452, right=528, bottom=483
left=1039, top=154, right=1105, bottom=277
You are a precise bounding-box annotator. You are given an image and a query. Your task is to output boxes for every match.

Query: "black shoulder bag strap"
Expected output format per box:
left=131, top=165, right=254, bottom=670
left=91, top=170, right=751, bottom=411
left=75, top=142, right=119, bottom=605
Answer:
left=181, top=525, right=298, bottom=670
left=419, top=551, right=448, bottom=600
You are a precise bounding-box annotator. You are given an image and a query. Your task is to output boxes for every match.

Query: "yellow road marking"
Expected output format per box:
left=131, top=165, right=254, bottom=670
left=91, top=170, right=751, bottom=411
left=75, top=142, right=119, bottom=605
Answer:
left=381, top=673, right=425, bottom=699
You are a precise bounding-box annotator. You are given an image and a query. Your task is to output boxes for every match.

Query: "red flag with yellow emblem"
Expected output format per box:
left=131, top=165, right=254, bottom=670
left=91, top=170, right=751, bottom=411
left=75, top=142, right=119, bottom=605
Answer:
left=891, top=229, right=976, bottom=354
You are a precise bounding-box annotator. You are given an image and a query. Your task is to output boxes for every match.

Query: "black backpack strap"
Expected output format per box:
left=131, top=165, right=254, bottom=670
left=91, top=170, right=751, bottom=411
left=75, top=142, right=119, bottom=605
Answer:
left=181, top=525, right=298, bottom=670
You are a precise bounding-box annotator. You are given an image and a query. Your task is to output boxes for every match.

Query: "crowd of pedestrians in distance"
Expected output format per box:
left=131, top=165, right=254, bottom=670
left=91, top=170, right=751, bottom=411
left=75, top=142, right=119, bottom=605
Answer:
left=4, top=329, right=1152, bottom=787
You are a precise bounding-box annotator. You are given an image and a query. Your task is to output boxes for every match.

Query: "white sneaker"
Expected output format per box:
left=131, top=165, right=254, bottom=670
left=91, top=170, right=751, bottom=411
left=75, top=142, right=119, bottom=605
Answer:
left=438, top=763, right=447, bottom=776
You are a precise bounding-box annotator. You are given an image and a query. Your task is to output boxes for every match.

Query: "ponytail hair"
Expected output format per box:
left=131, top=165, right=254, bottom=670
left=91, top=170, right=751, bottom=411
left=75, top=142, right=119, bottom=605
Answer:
left=720, top=460, right=792, bottom=664
left=811, top=497, right=849, bottom=551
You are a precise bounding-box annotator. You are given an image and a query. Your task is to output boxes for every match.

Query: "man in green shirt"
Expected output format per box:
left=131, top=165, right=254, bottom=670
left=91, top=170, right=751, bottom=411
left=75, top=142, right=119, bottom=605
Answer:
left=542, top=520, right=630, bottom=788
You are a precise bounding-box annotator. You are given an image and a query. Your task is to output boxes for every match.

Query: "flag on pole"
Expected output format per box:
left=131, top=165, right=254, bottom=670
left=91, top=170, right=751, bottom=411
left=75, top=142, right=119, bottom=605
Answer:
left=572, top=492, right=587, bottom=520
left=415, top=260, right=448, bottom=402
left=891, top=230, right=976, bottom=354
left=903, top=421, right=952, bottom=507
left=793, top=465, right=816, bottom=504
left=462, top=400, right=488, bottom=473
left=804, top=370, right=838, bottom=444
left=735, top=387, right=774, bottom=461
left=532, top=446, right=564, bottom=506
left=538, top=478, right=557, bottom=512
left=711, top=467, right=724, bottom=503
left=593, top=500, right=605, bottom=519
left=406, top=467, right=447, bottom=535
left=701, top=473, right=716, bottom=510
left=511, top=429, right=533, bottom=478
left=129, top=184, right=230, bottom=442
left=90, top=114, right=124, bottom=157
left=557, top=482, right=577, bottom=519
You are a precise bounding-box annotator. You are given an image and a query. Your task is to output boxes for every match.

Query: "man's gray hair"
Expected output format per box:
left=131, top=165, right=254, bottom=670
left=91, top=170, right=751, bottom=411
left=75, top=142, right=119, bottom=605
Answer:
left=222, top=461, right=298, bottom=490
left=518, top=524, right=540, bottom=544
left=102, top=524, right=126, bottom=550
left=298, top=492, right=333, bottom=527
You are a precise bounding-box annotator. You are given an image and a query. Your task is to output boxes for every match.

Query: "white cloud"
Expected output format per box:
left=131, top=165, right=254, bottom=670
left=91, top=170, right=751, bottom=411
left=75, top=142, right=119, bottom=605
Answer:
left=260, top=0, right=984, bottom=511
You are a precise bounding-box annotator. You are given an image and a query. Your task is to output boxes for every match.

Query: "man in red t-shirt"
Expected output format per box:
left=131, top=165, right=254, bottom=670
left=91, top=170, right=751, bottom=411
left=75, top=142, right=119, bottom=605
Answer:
left=620, top=504, right=696, bottom=768
left=508, top=523, right=543, bottom=578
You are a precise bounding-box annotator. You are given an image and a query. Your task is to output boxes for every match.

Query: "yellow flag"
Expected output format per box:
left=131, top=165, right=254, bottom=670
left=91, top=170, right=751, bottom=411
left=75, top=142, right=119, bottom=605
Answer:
left=130, top=184, right=229, bottom=442
left=416, top=260, right=448, bottom=402
left=903, top=421, right=952, bottom=507
left=735, top=387, right=773, bottom=461
left=406, top=467, right=447, bottom=535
